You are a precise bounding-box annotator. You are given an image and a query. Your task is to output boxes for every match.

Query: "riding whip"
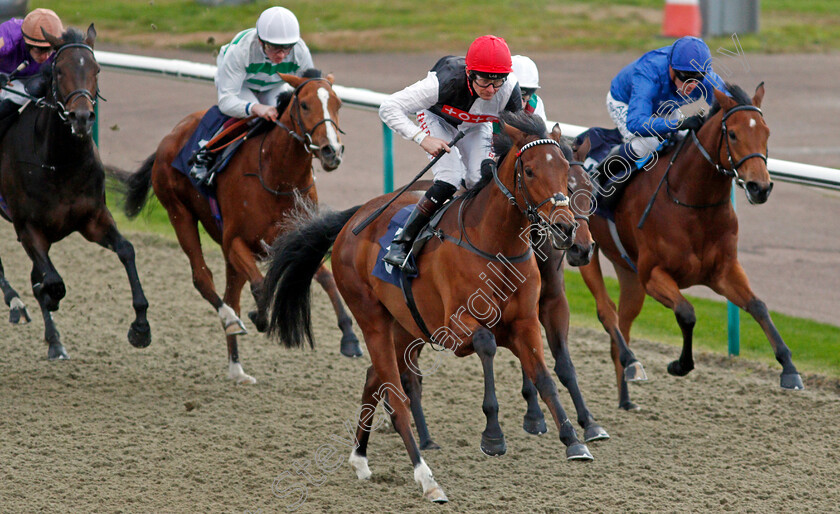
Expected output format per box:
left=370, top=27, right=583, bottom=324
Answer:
left=351, top=129, right=468, bottom=236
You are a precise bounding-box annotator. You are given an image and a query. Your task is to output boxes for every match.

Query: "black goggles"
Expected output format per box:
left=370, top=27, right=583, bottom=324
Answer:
left=674, top=69, right=705, bottom=83
left=470, top=73, right=507, bottom=89
left=261, top=40, right=295, bottom=53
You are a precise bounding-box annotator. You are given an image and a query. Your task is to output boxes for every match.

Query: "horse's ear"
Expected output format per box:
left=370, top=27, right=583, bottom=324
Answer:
left=85, top=23, right=97, bottom=48
left=575, top=136, right=592, bottom=160
left=713, top=88, right=736, bottom=112
left=550, top=123, right=562, bottom=142
left=752, top=81, right=765, bottom=108
left=502, top=121, right=527, bottom=148
left=41, top=27, right=62, bottom=49
left=325, top=73, right=335, bottom=85
left=278, top=73, right=305, bottom=89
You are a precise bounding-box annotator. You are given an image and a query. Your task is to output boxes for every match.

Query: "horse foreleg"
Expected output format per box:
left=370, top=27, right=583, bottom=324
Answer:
left=84, top=218, right=151, bottom=349
left=539, top=287, right=609, bottom=442
left=471, top=328, right=506, bottom=456
left=579, top=251, right=646, bottom=410
left=393, top=326, right=439, bottom=450
left=711, top=263, right=804, bottom=390
left=520, top=368, right=547, bottom=435
left=18, top=227, right=67, bottom=359
left=0, top=255, right=31, bottom=324
left=644, top=267, right=697, bottom=378
left=314, top=264, right=362, bottom=357
left=166, top=203, right=241, bottom=334
left=510, top=320, right=592, bottom=461
left=221, top=248, right=255, bottom=384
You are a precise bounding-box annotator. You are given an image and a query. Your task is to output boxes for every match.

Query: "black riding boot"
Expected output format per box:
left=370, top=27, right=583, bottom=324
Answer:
left=188, top=146, right=216, bottom=185
left=382, top=180, right=456, bottom=275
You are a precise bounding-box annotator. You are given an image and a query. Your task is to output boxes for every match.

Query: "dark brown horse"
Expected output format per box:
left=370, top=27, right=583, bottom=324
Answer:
left=265, top=112, right=592, bottom=504
left=398, top=129, right=613, bottom=452
left=0, top=25, right=151, bottom=359
left=123, top=71, right=360, bottom=385
left=579, top=83, right=803, bottom=411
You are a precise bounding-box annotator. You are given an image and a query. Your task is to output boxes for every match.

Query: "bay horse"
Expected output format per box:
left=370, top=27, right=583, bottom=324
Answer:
left=123, top=70, right=360, bottom=385
left=0, top=25, right=151, bottom=360
left=398, top=129, right=614, bottom=452
left=579, top=83, right=804, bottom=411
left=265, top=112, right=592, bottom=503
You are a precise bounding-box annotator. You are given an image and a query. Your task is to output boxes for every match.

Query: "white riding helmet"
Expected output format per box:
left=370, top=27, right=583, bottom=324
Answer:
left=511, top=55, right=540, bottom=89
left=256, top=6, right=300, bottom=46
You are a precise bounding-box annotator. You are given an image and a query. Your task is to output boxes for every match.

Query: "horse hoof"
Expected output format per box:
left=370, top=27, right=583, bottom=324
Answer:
left=420, top=440, right=441, bottom=451
left=624, top=361, right=648, bottom=382
left=48, top=343, right=69, bottom=361
left=340, top=334, right=363, bottom=358
left=522, top=415, right=548, bottom=435
left=480, top=433, right=507, bottom=456
left=565, top=442, right=594, bottom=461
left=247, top=310, right=268, bottom=333
left=667, top=359, right=694, bottom=377
left=619, top=401, right=640, bottom=411
left=228, top=362, right=257, bottom=384
left=424, top=487, right=449, bottom=504
left=583, top=424, right=610, bottom=442
left=128, top=320, right=152, bottom=348
left=224, top=319, right=248, bottom=336
left=780, top=373, right=804, bottom=390
left=9, top=298, right=31, bottom=324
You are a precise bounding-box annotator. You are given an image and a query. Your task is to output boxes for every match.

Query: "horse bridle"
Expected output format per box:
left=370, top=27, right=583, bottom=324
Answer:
left=492, top=138, right=571, bottom=227
left=689, top=104, right=768, bottom=187
left=49, top=42, right=100, bottom=123
left=275, top=77, right=344, bottom=154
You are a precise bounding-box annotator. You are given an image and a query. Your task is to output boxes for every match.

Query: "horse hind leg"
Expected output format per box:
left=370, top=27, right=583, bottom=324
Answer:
left=393, top=328, right=440, bottom=450
left=314, top=264, right=362, bottom=358
left=221, top=257, right=256, bottom=384
left=0, top=256, right=31, bottom=324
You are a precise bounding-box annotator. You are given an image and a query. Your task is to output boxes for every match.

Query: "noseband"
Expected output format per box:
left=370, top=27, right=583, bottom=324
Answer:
left=689, top=104, right=768, bottom=186
left=276, top=77, right=344, bottom=154
left=492, top=138, right=570, bottom=226
left=50, top=43, right=100, bottom=123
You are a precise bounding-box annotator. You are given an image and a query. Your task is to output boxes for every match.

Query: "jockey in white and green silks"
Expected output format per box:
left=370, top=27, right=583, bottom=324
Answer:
left=512, top=55, right=546, bottom=122
left=215, top=6, right=314, bottom=121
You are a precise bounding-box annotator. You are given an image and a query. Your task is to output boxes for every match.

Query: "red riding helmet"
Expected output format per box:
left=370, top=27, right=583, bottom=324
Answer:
left=465, top=35, right=512, bottom=75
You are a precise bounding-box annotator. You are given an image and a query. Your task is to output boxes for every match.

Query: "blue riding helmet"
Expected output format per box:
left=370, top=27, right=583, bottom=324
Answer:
left=669, top=36, right=712, bottom=73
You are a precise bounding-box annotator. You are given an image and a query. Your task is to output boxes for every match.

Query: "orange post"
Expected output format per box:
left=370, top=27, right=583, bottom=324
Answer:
left=662, top=0, right=702, bottom=38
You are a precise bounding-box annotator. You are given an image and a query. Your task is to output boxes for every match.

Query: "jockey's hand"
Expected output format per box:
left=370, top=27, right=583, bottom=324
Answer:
left=251, top=104, right=279, bottom=122
left=0, top=72, right=9, bottom=87
left=420, top=136, right=451, bottom=157
left=678, top=114, right=705, bottom=132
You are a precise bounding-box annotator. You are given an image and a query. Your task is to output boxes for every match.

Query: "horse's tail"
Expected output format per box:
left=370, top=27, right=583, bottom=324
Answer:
left=123, top=153, right=156, bottom=219
left=266, top=205, right=362, bottom=349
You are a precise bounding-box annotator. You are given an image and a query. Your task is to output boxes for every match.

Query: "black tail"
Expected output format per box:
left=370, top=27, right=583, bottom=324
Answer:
left=266, top=205, right=362, bottom=349
left=123, top=153, right=156, bottom=218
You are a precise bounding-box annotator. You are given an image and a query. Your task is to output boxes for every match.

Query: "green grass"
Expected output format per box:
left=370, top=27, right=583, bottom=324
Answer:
left=33, top=0, right=840, bottom=54
left=562, top=269, right=840, bottom=378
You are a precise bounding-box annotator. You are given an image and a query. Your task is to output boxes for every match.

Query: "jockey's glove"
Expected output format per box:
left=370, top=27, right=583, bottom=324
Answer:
left=0, top=72, right=9, bottom=87
left=678, top=115, right=705, bottom=132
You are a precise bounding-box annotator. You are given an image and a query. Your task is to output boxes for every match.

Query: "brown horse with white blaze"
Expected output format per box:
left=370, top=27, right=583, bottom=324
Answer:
left=265, top=112, right=593, bottom=504
left=579, top=83, right=804, bottom=411
left=123, top=71, right=360, bottom=384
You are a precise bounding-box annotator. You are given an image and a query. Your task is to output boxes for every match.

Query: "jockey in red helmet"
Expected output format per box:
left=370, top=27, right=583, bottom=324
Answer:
left=379, top=35, right=522, bottom=274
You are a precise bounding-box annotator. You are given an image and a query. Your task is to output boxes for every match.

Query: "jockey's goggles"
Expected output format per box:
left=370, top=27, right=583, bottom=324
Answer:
left=261, top=40, right=295, bottom=53
left=674, top=69, right=705, bottom=83
left=470, top=72, right=507, bottom=89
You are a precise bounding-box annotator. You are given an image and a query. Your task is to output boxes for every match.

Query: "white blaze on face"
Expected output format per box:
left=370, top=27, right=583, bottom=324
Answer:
left=317, top=87, right=340, bottom=149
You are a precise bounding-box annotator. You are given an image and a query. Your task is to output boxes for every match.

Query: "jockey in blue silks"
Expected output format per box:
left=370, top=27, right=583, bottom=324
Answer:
left=601, top=36, right=729, bottom=175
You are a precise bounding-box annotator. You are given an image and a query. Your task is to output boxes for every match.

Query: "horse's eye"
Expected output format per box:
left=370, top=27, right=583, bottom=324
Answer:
left=301, top=102, right=309, bottom=111
left=728, top=131, right=737, bottom=141
left=524, top=167, right=534, bottom=177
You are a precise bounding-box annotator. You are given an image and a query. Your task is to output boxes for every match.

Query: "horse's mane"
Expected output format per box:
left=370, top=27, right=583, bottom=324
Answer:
left=275, top=68, right=324, bottom=112
left=706, top=82, right=753, bottom=120
left=58, top=27, right=86, bottom=45
left=462, top=111, right=548, bottom=200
